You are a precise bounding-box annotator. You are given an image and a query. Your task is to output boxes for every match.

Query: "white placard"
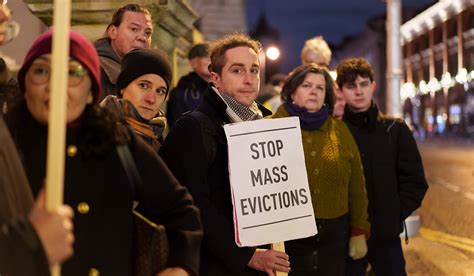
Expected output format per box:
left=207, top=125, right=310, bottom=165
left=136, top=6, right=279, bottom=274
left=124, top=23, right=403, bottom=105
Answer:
left=224, top=117, right=317, bottom=247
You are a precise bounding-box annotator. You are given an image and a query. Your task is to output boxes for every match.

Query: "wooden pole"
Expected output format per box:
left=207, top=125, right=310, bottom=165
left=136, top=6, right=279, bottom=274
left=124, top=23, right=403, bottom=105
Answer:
left=46, top=0, right=71, bottom=275
left=271, top=242, right=288, bottom=276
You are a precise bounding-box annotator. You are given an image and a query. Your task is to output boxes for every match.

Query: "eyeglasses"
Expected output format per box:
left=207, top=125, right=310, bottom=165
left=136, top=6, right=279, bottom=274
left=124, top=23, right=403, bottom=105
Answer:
left=27, top=63, right=88, bottom=87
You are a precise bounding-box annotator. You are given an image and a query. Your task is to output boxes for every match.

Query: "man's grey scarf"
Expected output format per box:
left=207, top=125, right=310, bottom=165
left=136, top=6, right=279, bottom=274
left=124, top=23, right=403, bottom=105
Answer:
left=212, top=87, right=263, bottom=122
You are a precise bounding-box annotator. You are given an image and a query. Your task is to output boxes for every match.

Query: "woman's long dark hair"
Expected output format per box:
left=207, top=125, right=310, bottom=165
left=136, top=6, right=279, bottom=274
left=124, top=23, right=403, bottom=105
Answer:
left=80, top=104, right=130, bottom=157
left=281, top=63, right=336, bottom=113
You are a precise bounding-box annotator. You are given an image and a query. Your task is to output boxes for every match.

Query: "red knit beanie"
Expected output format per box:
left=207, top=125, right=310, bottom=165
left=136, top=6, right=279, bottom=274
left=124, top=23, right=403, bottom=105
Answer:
left=17, top=29, right=101, bottom=103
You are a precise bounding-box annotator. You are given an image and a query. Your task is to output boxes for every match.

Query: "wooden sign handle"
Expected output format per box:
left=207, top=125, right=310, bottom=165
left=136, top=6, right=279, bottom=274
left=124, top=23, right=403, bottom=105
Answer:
left=271, top=242, right=288, bottom=276
left=47, top=0, right=71, bottom=275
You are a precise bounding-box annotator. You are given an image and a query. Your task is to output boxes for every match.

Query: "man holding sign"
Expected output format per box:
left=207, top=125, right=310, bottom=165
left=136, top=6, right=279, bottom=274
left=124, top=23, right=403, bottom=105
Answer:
left=161, top=33, right=290, bottom=275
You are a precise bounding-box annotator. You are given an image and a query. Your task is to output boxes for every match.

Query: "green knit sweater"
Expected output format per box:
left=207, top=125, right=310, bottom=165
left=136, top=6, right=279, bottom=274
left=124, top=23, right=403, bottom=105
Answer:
left=273, top=105, right=370, bottom=231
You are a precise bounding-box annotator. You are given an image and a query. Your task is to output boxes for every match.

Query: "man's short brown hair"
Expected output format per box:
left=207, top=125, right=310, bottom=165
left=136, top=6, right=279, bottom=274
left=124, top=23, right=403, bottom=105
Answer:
left=188, top=42, right=210, bottom=60
left=209, top=33, right=262, bottom=75
left=336, top=57, right=374, bottom=88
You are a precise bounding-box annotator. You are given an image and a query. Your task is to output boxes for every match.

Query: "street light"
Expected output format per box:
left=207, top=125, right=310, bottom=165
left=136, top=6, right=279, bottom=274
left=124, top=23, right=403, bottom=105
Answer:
left=260, top=45, right=280, bottom=86
left=266, top=46, right=280, bottom=61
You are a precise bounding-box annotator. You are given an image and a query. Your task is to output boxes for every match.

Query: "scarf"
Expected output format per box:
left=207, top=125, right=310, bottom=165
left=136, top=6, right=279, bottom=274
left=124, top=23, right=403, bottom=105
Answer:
left=101, top=96, right=165, bottom=150
left=212, top=86, right=263, bottom=122
left=284, top=101, right=329, bottom=130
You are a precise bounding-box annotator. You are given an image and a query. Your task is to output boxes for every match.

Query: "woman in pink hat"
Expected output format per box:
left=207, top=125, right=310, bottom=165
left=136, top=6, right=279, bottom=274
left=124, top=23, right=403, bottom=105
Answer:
left=5, top=30, right=201, bottom=276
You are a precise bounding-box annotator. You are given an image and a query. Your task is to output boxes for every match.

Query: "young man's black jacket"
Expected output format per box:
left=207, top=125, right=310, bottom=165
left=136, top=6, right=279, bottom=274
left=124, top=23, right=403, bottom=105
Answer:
left=343, top=103, right=428, bottom=241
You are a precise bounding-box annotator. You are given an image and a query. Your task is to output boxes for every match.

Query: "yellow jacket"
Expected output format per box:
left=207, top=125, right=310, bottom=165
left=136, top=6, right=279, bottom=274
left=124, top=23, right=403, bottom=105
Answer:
left=273, top=105, right=370, bottom=231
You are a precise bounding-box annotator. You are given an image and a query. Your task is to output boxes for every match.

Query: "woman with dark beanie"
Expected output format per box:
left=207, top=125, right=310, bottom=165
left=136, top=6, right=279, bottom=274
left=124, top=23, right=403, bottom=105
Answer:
left=101, top=48, right=172, bottom=152
left=5, top=30, right=201, bottom=276
left=271, top=63, right=369, bottom=276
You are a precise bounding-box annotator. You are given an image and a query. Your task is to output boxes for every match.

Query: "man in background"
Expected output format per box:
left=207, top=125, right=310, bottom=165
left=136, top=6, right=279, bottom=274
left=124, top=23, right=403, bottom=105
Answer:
left=301, top=35, right=346, bottom=118
left=0, top=2, right=20, bottom=113
left=95, top=4, right=153, bottom=100
left=166, top=42, right=211, bottom=127
left=261, top=73, right=286, bottom=113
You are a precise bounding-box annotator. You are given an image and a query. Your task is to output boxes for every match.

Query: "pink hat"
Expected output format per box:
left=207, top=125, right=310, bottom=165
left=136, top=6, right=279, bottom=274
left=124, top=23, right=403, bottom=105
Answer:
left=17, top=29, right=101, bottom=103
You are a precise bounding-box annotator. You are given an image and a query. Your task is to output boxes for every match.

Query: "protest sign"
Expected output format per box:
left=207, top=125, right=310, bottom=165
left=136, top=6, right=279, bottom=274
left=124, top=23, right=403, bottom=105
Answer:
left=224, top=117, right=317, bottom=247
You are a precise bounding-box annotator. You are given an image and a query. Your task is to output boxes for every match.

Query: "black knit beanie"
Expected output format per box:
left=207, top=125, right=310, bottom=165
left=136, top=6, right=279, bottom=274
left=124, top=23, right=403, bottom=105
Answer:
left=116, top=48, right=172, bottom=97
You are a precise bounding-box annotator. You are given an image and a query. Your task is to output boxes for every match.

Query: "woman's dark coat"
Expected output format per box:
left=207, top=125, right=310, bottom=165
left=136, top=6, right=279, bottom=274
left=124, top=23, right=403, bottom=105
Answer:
left=5, top=102, right=202, bottom=276
left=343, top=105, right=428, bottom=241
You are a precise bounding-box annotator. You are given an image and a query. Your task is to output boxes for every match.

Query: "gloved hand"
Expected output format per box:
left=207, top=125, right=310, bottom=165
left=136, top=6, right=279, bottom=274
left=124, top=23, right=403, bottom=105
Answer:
left=348, top=234, right=368, bottom=260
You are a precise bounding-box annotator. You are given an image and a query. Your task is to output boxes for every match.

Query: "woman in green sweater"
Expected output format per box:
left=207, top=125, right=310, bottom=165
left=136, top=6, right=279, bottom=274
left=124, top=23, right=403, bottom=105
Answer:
left=272, top=63, right=369, bottom=276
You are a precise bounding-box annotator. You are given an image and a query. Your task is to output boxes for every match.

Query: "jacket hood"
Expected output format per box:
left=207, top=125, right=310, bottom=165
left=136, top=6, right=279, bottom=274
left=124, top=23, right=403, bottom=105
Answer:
left=94, top=38, right=121, bottom=64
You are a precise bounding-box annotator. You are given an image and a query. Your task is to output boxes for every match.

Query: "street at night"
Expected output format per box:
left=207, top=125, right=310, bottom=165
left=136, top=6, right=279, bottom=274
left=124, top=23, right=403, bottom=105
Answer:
left=404, top=139, right=474, bottom=275
left=2, top=0, right=474, bottom=275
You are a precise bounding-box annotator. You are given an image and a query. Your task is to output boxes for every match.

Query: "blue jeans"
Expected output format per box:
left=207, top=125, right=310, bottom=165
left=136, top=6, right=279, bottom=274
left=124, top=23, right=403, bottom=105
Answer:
left=346, top=237, right=406, bottom=276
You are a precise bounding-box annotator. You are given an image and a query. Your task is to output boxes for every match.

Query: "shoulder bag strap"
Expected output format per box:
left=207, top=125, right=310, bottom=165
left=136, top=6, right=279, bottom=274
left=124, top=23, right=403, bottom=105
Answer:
left=116, top=144, right=142, bottom=199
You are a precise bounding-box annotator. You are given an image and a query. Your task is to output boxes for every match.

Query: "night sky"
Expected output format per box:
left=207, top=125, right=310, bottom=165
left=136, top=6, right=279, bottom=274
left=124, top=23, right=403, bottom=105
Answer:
left=246, top=0, right=436, bottom=73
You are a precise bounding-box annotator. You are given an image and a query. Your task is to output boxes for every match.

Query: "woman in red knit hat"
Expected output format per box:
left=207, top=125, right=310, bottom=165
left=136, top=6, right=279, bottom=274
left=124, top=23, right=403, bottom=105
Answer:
left=5, top=30, right=201, bottom=276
